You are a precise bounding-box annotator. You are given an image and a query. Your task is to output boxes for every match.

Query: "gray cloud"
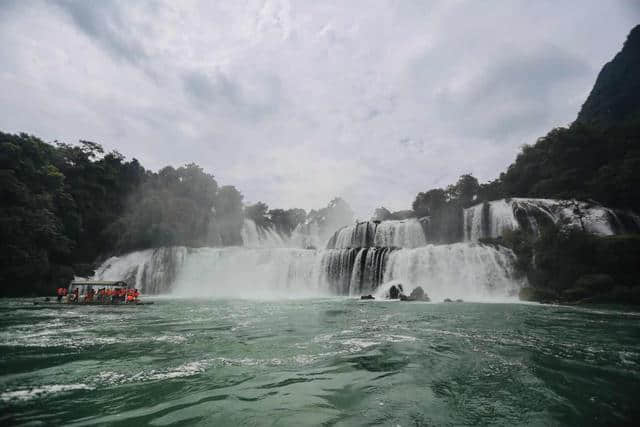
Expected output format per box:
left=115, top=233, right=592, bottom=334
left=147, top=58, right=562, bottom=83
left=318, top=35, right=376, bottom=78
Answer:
left=52, top=0, right=149, bottom=65
left=182, top=70, right=282, bottom=120
left=435, top=45, right=591, bottom=141
left=0, top=0, right=638, bottom=218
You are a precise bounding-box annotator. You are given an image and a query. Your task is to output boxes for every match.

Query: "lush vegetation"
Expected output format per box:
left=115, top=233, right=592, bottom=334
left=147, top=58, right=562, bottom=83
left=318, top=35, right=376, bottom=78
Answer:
left=244, top=202, right=307, bottom=237
left=0, top=133, right=325, bottom=296
left=481, top=227, right=640, bottom=304
left=0, top=130, right=356, bottom=296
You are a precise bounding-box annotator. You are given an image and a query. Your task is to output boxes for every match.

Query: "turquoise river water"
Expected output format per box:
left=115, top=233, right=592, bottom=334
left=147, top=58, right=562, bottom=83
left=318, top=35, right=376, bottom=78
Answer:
left=1, top=298, right=639, bottom=426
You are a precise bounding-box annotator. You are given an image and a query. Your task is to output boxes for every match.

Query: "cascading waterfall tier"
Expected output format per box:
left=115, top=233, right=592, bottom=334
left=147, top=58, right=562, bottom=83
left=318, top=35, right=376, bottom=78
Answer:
left=383, top=243, right=522, bottom=300
left=326, top=219, right=427, bottom=249
left=172, top=247, right=325, bottom=298
left=318, top=247, right=395, bottom=295
left=89, top=198, right=639, bottom=298
left=464, top=198, right=640, bottom=241
left=93, top=247, right=188, bottom=294
left=92, top=242, right=521, bottom=300
left=241, top=219, right=287, bottom=248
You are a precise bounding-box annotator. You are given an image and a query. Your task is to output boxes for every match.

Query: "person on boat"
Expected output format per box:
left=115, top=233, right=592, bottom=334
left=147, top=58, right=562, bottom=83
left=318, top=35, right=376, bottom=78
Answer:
left=126, top=290, right=134, bottom=303
left=56, top=287, right=65, bottom=302
left=70, top=288, right=79, bottom=303
left=134, top=289, right=140, bottom=301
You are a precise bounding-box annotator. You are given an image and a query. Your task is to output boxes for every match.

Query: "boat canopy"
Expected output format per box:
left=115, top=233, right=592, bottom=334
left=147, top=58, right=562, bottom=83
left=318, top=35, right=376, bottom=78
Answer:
left=68, top=280, right=129, bottom=292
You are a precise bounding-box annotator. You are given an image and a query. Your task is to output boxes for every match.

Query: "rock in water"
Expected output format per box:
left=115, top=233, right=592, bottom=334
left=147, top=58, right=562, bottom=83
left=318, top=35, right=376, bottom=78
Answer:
left=401, top=286, right=431, bottom=302
left=444, top=298, right=453, bottom=303
left=410, top=286, right=430, bottom=301
left=389, top=285, right=402, bottom=299
left=360, top=294, right=375, bottom=300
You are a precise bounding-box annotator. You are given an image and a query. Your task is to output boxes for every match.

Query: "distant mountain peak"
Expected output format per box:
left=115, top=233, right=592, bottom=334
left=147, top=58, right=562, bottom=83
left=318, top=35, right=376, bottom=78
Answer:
left=576, top=24, right=640, bottom=125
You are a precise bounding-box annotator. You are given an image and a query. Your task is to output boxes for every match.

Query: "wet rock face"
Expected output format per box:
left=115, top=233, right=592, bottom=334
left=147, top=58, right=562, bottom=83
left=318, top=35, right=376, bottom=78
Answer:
left=409, top=286, right=426, bottom=300
left=388, top=284, right=403, bottom=299
left=400, top=286, right=431, bottom=302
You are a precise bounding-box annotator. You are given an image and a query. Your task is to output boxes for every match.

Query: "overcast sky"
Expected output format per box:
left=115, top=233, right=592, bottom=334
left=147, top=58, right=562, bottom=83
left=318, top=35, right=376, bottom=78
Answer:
left=1, top=1, right=638, bottom=217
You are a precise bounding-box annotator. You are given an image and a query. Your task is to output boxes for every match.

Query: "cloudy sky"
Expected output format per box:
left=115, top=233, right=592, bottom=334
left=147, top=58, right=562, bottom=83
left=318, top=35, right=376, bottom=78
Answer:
left=1, top=1, right=638, bottom=217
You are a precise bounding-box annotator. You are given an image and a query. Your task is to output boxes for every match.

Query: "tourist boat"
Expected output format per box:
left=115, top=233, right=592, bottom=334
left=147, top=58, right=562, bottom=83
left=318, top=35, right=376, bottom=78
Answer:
left=34, top=280, right=153, bottom=306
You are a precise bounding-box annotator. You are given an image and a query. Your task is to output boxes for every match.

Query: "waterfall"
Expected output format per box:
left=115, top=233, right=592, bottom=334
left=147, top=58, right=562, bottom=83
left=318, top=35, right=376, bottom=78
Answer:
left=92, top=243, right=521, bottom=299
left=93, top=247, right=187, bottom=294
left=171, top=247, right=325, bottom=298
left=241, top=219, right=287, bottom=248
left=89, top=197, right=638, bottom=299
left=315, top=247, right=394, bottom=295
left=464, top=200, right=519, bottom=241
left=383, top=243, right=522, bottom=301
left=327, top=218, right=427, bottom=249
left=464, top=198, right=640, bottom=241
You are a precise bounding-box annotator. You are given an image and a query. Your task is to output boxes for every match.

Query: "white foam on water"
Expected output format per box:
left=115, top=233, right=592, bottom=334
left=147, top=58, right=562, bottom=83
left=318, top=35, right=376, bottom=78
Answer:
left=1, top=384, right=93, bottom=402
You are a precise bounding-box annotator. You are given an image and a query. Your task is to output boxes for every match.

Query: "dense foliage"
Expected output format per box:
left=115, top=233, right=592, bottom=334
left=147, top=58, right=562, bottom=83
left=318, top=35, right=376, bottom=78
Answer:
left=0, top=131, right=351, bottom=295
left=483, top=226, right=640, bottom=303
left=0, top=134, right=260, bottom=295
left=244, top=201, right=307, bottom=236
left=0, top=134, right=145, bottom=295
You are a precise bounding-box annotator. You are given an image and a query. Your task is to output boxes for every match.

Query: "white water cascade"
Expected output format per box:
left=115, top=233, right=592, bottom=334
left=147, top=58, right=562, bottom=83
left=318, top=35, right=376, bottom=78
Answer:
left=383, top=244, right=522, bottom=301
left=241, top=219, right=287, bottom=248
left=328, top=219, right=427, bottom=249
left=92, top=241, right=522, bottom=300
left=464, top=198, right=640, bottom=241
left=93, top=247, right=188, bottom=294
left=172, top=247, right=326, bottom=298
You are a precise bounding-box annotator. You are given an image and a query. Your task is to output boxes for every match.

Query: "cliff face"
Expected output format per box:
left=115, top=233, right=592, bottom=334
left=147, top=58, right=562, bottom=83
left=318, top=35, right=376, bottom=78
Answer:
left=576, top=25, right=640, bottom=125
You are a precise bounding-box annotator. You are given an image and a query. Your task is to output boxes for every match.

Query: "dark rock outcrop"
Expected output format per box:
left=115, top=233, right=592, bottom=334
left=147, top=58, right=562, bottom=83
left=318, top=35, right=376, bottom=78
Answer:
left=400, top=286, right=431, bottom=302
left=389, top=284, right=402, bottom=299
left=577, top=25, right=640, bottom=125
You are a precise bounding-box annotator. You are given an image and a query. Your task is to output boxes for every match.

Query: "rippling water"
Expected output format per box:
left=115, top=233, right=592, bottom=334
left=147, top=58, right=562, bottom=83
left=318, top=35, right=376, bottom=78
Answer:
left=1, top=298, right=639, bottom=426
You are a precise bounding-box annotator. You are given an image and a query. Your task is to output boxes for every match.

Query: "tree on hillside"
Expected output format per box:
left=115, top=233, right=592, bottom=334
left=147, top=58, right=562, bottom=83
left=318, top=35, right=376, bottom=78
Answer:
left=269, top=208, right=306, bottom=236
left=214, top=185, right=244, bottom=246
left=245, top=202, right=271, bottom=228
left=412, top=189, right=447, bottom=217
left=446, top=174, right=479, bottom=207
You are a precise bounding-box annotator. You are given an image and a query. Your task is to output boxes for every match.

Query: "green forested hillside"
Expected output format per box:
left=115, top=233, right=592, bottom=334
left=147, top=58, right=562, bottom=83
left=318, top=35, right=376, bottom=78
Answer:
left=0, top=134, right=249, bottom=296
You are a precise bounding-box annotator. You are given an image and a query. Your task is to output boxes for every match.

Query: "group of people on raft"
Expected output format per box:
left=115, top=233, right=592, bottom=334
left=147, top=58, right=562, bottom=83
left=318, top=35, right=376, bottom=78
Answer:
left=56, top=287, right=140, bottom=304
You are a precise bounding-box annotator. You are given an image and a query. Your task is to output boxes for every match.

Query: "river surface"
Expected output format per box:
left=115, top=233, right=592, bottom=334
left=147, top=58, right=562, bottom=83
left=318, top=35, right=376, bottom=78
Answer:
left=1, top=298, right=639, bottom=426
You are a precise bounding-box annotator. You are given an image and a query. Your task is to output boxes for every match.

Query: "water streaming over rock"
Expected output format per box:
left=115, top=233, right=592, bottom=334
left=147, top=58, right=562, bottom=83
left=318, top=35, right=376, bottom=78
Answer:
left=240, top=219, right=287, bottom=248
left=92, top=202, right=630, bottom=298
left=383, top=244, right=522, bottom=300
left=94, top=247, right=188, bottom=294
left=171, top=247, right=324, bottom=298
left=327, top=219, right=427, bottom=249
left=464, top=198, right=640, bottom=241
